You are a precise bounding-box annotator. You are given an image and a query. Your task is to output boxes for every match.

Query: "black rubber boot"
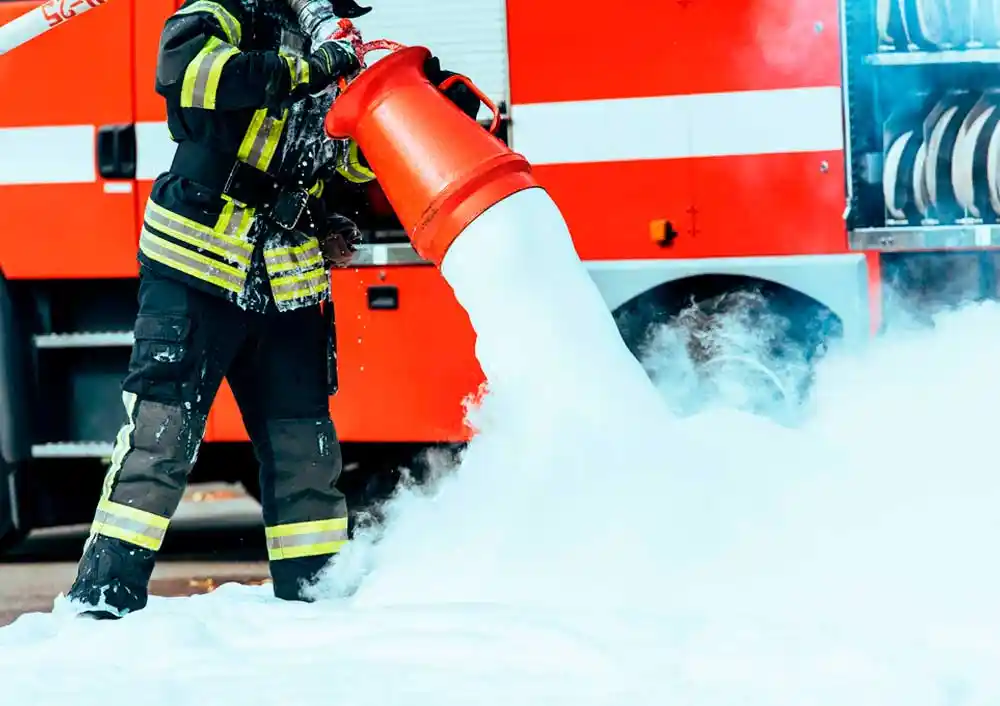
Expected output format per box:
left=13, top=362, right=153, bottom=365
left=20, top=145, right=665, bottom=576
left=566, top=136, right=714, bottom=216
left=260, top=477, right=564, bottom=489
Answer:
left=66, top=535, right=157, bottom=619
left=269, top=554, right=336, bottom=602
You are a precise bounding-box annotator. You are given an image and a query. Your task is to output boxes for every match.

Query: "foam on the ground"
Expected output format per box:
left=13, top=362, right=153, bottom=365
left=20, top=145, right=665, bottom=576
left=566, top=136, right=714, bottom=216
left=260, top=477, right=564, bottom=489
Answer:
left=4, top=188, right=1000, bottom=705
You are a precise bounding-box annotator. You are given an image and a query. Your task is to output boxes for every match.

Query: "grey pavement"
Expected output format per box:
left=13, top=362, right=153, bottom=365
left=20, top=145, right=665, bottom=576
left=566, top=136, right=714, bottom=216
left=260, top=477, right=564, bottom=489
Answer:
left=0, top=483, right=271, bottom=627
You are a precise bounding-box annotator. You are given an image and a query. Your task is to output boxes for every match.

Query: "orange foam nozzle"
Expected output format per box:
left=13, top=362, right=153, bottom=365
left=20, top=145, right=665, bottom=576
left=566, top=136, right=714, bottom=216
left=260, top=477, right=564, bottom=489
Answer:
left=325, top=46, right=540, bottom=266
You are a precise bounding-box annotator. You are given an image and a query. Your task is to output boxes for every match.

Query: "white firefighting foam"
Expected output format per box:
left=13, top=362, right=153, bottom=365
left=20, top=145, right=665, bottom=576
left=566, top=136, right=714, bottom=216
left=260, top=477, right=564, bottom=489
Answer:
left=4, top=188, right=1000, bottom=704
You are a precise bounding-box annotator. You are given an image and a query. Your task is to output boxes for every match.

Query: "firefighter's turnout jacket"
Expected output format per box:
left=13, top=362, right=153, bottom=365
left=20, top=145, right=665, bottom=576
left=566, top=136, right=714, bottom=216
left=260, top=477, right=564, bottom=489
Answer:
left=144, top=0, right=375, bottom=313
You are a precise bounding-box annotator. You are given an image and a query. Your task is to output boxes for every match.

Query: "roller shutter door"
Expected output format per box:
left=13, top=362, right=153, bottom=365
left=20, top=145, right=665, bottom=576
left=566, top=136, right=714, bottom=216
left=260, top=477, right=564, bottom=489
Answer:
left=353, top=0, right=509, bottom=110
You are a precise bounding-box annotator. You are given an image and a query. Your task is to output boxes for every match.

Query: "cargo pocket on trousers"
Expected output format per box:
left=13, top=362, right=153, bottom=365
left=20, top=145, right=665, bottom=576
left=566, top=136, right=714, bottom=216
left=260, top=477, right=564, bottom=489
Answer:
left=127, top=314, right=193, bottom=404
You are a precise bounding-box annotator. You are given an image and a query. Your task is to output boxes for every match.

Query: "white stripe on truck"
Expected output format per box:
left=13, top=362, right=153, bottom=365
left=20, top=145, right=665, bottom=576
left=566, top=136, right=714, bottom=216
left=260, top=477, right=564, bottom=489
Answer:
left=0, top=85, right=846, bottom=185
left=0, top=121, right=175, bottom=186
left=0, top=125, right=97, bottom=185
left=135, top=120, right=175, bottom=181
left=509, top=86, right=845, bottom=166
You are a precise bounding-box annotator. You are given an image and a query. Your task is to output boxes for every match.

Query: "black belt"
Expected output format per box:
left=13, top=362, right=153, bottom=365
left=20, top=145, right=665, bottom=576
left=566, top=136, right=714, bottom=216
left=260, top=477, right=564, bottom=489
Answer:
left=169, top=141, right=324, bottom=236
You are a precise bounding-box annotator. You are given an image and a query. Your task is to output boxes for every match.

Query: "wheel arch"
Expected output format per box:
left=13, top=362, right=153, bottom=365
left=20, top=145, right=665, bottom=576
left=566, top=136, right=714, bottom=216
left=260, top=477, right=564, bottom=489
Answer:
left=586, top=253, right=873, bottom=348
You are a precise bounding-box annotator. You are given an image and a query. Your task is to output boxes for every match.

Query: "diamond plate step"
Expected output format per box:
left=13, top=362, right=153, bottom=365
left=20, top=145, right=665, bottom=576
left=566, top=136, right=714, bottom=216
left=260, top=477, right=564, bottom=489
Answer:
left=866, top=49, right=1000, bottom=66
left=352, top=243, right=430, bottom=266
left=31, top=441, right=115, bottom=459
left=34, top=332, right=134, bottom=349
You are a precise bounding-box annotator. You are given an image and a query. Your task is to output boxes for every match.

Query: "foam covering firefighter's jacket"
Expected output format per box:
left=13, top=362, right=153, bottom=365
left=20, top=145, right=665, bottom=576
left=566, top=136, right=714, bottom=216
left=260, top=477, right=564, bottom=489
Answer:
left=142, top=0, right=377, bottom=313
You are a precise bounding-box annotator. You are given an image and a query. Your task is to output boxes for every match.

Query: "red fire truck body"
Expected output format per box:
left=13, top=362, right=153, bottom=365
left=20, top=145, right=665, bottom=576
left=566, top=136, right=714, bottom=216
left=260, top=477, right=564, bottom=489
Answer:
left=0, top=0, right=989, bottom=547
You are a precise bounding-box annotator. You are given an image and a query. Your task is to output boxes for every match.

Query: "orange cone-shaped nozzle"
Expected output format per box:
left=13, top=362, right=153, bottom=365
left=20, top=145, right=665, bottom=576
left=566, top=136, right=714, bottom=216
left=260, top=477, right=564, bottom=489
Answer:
left=325, top=46, right=540, bottom=266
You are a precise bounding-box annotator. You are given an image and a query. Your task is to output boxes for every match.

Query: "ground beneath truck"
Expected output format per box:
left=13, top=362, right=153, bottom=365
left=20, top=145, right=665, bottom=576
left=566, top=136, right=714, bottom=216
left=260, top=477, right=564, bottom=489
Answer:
left=4, top=301, right=1000, bottom=705
left=0, top=483, right=270, bottom=628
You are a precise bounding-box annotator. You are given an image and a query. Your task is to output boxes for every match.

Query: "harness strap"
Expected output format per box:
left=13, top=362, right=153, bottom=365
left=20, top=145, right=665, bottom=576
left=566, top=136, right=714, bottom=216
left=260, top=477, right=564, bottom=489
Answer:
left=170, top=141, right=326, bottom=237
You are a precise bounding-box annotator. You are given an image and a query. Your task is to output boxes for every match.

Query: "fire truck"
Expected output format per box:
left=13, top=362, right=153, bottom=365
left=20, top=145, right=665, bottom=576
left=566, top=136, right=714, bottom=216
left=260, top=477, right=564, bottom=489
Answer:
left=0, top=0, right=993, bottom=549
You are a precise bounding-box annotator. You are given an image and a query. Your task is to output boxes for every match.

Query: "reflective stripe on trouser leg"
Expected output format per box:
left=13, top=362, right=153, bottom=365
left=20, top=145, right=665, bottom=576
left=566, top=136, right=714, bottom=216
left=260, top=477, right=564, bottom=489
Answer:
left=266, top=517, right=348, bottom=560
left=80, top=390, right=141, bottom=557
left=88, top=391, right=170, bottom=552
left=88, top=397, right=208, bottom=551
left=262, top=417, right=348, bottom=562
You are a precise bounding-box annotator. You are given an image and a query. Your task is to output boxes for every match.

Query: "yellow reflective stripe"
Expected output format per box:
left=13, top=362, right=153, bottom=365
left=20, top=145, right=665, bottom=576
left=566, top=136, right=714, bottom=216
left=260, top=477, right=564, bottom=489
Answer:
left=144, top=217, right=250, bottom=267
left=281, top=54, right=295, bottom=86
left=79, top=391, right=140, bottom=560
left=91, top=499, right=169, bottom=552
left=181, top=36, right=239, bottom=109
left=268, top=540, right=346, bottom=560
left=265, top=250, right=323, bottom=274
left=214, top=199, right=255, bottom=237
left=270, top=269, right=329, bottom=302
left=141, top=228, right=247, bottom=294
left=266, top=517, right=348, bottom=538
left=238, top=109, right=263, bottom=158
left=264, top=240, right=326, bottom=295
left=146, top=201, right=252, bottom=265
left=237, top=108, right=287, bottom=172
left=272, top=279, right=330, bottom=304
left=181, top=37, right=217, bottom=108
left=265, top=517, right=348, bottom=561
left=308, top=179, right=324, bottom=197
left=335, top=140, right=376, bottom=183
left=174, top=0, right=242, bottom=44
left=141, top=227, right=246, bottom=281
left=348, top=140, right=373, bottom=176
left=280, top=51, right=310, bottom=89
left=148, top=199, right=253, bottom=249
left=92, top=523, right=161, bottom=552
left=335, top=164, right=374, bottom=184
left=202, top=42, right=239, bottom=109
left=265, top=238, right=321, bottom=258
left=271, top=272, right=328, bottom=294
left=97, top=499, right=169, bottom=530
left=238, top=109, right=265, bottom=162
left=100, top=391, right=138, bottom=503
left=257, top=112, right=285, bottom=172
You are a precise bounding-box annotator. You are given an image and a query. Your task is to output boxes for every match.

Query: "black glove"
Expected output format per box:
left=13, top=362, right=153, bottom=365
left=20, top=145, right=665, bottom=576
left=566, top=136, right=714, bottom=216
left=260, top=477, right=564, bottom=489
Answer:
left=423, top=55, right=481, bottom=121
left=330, top=0, right=371, bottom=17
left=307, top=39, right=361, bottom=92
left=281, top=40, right=360, bottom=110
left=320, top=212, right=363, bottom=268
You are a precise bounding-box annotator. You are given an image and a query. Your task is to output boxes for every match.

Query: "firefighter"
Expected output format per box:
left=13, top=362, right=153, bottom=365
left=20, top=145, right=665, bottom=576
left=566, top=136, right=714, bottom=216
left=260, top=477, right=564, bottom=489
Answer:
left=66, top=0, right=481, bottom=619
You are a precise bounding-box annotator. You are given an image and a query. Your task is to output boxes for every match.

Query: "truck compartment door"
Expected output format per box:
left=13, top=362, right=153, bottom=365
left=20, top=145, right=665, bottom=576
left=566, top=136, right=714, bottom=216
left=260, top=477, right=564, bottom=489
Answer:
left=0, top=0, right=138, bottom=279
left=133, top=0, right=179, bottom=222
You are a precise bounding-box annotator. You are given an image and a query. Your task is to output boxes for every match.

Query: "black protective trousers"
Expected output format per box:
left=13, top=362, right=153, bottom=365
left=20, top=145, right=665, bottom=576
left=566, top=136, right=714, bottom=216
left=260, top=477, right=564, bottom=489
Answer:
left=68, top=266, right=348, bottom=617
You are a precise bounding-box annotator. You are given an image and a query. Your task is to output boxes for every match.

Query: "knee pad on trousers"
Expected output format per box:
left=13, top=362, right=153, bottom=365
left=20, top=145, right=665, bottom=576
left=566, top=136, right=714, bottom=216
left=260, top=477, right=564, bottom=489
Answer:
left=260, top=417, right=347, bottom=523
left=109, top=398, right=208, bottom=518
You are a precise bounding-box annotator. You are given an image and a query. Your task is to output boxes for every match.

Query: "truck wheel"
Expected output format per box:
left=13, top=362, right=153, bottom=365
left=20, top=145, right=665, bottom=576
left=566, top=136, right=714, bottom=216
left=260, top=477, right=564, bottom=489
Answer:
left=0, top=273, right=31, bottom=552
left=628, top=285, right=840, bottom=425
left=0, top=453, right=26, bottom=553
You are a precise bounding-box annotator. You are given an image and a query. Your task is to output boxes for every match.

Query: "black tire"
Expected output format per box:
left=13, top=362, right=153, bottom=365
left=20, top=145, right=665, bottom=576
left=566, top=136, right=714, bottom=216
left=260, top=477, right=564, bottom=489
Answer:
left=0, top=455, right=26, bottom=554
left=0, top=273, right=31, bottom=552
left=628, top=285, right=840, bottom=425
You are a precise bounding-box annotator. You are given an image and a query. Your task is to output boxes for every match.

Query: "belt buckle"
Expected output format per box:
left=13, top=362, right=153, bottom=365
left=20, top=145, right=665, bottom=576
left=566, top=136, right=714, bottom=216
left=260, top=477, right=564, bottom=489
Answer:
left=272, top=187, right=309, bottom=231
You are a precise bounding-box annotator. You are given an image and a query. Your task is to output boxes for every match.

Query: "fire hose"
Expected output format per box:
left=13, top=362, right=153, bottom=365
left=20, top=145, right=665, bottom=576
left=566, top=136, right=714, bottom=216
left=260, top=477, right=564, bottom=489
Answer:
left=0, top=0, right=109, bottom=56
left=0, top=0, right=500, bottom=134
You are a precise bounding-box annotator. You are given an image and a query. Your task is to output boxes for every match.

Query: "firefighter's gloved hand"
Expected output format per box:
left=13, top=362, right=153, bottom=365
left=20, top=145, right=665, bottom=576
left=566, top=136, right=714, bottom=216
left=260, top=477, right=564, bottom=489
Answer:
left=320, top=213, right=362, bottom=268
left=307, top=39, right=361, bottom=92
left=423, top=55, right=481, bottom=122
left=281, top=40, right=359, bottom=109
